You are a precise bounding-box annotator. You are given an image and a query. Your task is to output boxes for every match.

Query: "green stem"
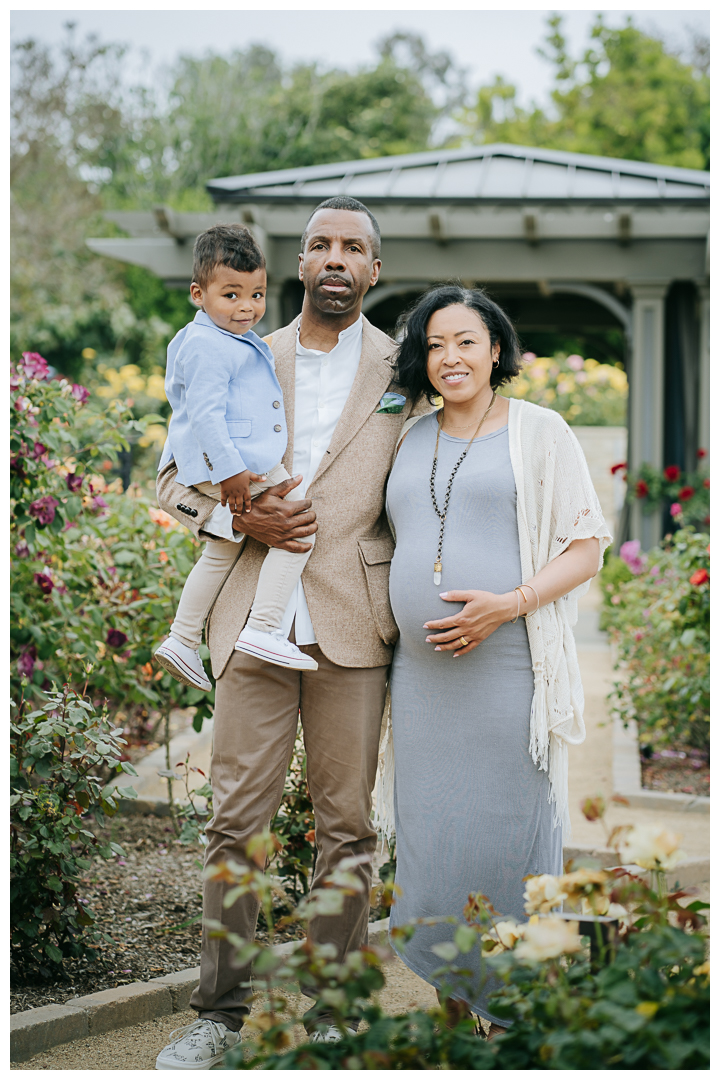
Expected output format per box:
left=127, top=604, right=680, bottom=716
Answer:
left=164, top=713, right=180, bottom=838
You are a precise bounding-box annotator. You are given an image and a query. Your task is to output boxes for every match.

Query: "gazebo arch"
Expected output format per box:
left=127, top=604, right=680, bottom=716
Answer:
left=88, top=143, right=710, bottom=548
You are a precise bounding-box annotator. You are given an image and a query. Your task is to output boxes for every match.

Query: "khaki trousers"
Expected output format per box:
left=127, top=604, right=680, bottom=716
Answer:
left=189, top=640, right=389, bottom=1030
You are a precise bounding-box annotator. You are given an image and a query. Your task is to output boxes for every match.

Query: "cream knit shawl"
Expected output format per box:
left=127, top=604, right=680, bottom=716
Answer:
left=374, top=397, right=613, bottom=843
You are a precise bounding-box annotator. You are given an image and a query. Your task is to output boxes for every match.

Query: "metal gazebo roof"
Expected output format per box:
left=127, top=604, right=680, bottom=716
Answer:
left=207, top=144, right=710, bottom=205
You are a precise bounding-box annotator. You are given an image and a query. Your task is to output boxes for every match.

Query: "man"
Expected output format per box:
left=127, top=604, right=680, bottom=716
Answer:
left=154, top=197, right=429, bottom=1070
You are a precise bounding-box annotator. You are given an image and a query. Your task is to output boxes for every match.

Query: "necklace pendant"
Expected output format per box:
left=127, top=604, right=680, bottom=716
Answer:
left=433, top=560, right=442, bottom=586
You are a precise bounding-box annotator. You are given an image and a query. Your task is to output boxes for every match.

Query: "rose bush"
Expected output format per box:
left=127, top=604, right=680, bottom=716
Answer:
left=623, top=456, right=709, bottom=531
left=600, top=525, right=709, bottom=751
left=10, top=353, right=216, bottom=742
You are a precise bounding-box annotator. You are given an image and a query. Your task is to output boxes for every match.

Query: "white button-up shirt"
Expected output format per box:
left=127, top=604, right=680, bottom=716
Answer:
left=204, top=314, right=364, bottom=644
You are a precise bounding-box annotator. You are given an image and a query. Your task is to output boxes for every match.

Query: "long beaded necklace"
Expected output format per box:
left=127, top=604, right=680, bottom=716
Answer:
left=430, top=392, right=496, bottom=585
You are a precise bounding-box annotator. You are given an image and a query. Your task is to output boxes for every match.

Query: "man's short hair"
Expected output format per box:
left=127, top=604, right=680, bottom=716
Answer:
left=301, top=197, right=381, bottom=260
left=192, top=224, right=266, bottom=288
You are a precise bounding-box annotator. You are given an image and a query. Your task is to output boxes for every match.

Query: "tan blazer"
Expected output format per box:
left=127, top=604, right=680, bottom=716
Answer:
left=156, top=314, right=432, bottom=677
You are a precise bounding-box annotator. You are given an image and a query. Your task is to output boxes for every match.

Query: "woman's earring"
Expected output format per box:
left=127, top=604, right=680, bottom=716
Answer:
left=493, top=358, right=499, bottom=367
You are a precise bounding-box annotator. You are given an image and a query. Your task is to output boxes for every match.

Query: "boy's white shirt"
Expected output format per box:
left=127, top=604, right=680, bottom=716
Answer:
left=204, top=315, right=364, bottom=645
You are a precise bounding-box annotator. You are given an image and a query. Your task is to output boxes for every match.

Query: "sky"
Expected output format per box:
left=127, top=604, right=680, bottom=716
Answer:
left=9, top=5, right=710, bottom=112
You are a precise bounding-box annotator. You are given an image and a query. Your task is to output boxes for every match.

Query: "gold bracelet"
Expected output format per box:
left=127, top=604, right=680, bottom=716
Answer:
left=511, top=587, right=522, bottom=623
left=522, top=583, right=541, bottom=615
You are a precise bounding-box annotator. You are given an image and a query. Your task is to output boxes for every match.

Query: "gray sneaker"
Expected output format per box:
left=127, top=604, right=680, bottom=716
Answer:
left=310, top=1024, right=357, bottom=1043
left=155, top=1019, right=240, bottom=1070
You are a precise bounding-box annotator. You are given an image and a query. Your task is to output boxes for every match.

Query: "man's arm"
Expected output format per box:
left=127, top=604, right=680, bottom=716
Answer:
left=156, top=461, right=317, bottom=552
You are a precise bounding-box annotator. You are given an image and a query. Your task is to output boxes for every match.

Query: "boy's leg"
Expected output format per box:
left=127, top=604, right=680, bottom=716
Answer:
left=244, top=464, right=316, bottom=634
left=168, top=478, right=238, bottom=650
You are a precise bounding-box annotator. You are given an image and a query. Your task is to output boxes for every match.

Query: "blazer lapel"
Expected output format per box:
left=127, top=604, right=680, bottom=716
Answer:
left=266, top=317, right=300, bottom=472
left=308, top=316, right=396, bottom=490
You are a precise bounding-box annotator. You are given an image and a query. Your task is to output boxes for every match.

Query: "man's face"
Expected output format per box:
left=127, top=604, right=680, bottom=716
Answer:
left=298, top=209, right=381, bottom=316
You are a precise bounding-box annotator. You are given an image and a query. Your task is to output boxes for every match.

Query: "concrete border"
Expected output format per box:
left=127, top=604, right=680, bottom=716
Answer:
left=10, top=919, right=390, bottom=1063
left=613, top=716, right=710, bottom=813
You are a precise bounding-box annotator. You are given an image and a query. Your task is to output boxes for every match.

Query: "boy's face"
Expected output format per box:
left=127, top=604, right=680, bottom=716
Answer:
left=190, top=266, right=267, bottom=335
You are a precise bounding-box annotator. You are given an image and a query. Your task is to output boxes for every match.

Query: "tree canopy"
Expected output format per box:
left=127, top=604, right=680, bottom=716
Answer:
left=461, top=15, right=709, bottom=171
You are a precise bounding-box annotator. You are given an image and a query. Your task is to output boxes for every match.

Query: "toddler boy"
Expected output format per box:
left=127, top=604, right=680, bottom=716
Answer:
left=153, top=224, right=317, bottom=690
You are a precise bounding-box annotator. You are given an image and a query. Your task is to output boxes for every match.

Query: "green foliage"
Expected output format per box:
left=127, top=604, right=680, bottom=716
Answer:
left=202, top=836, right=708, bottom=1070
left=602, top=528, right=710, bottom=750
left=10, top=685, right=139, bottom=978
left=462, top=15, right=710, bottom=170
left=598, top=553, right=634, bottom=631
left=487, top=924, right=709, bottom=1070
left=504, top=353, right=627, bottom=426
left=10, top=354, right=214, bottom=740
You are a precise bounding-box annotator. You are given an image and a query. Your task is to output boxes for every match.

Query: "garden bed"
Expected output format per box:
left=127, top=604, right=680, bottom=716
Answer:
left=10, top=815, right=305, bottom=1015
left=641, top=747, right=710, bottom=797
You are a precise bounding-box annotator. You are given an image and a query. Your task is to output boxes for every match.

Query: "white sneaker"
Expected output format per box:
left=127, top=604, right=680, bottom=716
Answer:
left=234, top=626, right=318, bottom=671
left=155, top=1018, right=240, bottom=1069
left=154, top=636, right=212, bottom=691
left=310, top=1024, right=357, bottom=1043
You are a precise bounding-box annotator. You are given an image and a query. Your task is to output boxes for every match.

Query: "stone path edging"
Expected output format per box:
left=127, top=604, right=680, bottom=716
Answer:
left=613, top=716, right=709, bottom=813
left=10, top=919, right=390, bottom=1063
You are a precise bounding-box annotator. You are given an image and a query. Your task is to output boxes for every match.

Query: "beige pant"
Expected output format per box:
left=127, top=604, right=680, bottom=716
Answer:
left=188, top=641, right=389, bottom=1031
left=170, top=463, right=315, bottom=648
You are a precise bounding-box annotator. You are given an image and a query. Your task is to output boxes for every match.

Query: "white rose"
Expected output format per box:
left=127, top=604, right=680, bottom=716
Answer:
left=523, top=874, right=567, bottom=914
left=620, top=826, right=687, bottom=871
left=514, top=918, right=583, bottom=962
left=481, top=920, right=521, bottom=956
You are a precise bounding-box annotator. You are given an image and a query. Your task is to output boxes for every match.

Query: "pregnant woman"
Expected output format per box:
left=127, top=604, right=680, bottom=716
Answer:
left=381, top=285, right=611, bottom=1034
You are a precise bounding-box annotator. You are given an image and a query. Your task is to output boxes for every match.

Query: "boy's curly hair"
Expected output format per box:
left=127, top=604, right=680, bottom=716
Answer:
left=192, top=224, right=266, bottom=288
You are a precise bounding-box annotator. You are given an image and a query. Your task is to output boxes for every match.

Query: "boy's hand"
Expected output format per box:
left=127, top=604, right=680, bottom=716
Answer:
left=220, top=469, right=267, bottom=515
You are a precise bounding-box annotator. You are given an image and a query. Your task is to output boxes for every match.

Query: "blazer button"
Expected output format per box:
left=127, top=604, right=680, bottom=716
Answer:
left=274, top=424, right=282, bottom=432
left=272, top=400, right=281, bottom=409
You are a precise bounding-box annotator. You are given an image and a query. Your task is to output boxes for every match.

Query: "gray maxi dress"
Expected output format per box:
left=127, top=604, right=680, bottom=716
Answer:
left=386, top=412, right=562, bottom=1025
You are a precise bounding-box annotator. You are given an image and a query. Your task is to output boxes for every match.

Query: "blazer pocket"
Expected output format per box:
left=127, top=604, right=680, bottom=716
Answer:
left=226, top=419, right=252, bottom=440
left=357, top=536, right=398, bottom=646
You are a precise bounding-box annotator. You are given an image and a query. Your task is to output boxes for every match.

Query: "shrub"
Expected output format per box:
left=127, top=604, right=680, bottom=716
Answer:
left=504, top=353, right=627, bottom=426
left=601, top=527, right=709, bottom=750
left=10, top=685, right=139, bottom=979
left=625, top=458, right=709, bottom=532
left=10, top=353, right=215, bottom=741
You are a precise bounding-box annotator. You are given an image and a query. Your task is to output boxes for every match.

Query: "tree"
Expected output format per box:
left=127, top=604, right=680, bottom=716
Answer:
left=460, top=15, right=709, bottom=171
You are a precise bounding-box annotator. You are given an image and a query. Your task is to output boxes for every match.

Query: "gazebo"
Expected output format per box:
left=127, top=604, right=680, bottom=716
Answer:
left=88, top=143, right=710, bottom=548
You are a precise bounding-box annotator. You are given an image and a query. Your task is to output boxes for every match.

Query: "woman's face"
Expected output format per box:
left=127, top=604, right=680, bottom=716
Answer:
left=425, top=304, right=500, bottom=406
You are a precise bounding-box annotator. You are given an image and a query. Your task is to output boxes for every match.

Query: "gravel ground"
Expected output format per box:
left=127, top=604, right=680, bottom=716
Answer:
left=11, top=815, right=304, bottom=1015
left=641, top=748, right=710, bottom=796
left=11, top=955, right=439, bottom=1071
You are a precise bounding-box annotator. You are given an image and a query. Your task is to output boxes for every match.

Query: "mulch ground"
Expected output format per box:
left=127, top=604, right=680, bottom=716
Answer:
left=640, top=746, right=709, bottom=797
left=10, top=815, right=306, bottom=1015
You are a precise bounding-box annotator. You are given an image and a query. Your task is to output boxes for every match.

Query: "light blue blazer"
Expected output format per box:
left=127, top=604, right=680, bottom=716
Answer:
left=158, top=310, right=287, bottom=486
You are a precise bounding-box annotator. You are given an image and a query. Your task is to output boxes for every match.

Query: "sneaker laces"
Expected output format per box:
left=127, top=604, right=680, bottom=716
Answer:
left=167, top=1018, right=225, bottom=1053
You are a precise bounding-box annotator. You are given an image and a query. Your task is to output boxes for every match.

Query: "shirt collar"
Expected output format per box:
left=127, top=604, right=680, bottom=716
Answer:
left=193, top=309, right=270, bottom=355
left=296, top=314, right=363, bottom=356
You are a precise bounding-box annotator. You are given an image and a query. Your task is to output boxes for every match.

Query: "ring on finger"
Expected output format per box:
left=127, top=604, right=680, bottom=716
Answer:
left=459, top=636, right=469, bottom=647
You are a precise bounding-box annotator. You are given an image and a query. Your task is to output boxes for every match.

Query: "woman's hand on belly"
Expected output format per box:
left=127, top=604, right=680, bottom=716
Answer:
left=423, top=589, right=517, bottom=656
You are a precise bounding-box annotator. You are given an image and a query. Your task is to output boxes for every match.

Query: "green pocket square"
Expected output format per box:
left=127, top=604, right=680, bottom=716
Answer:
left=376, top=392, right=406, bottom=414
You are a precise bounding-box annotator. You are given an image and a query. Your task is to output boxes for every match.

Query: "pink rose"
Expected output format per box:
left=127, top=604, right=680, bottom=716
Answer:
left=670, top=502, right=682, bottom=518
left=566, top=354, right=584, bottom=371
left=19, top=352, right=50, bottom=380
left=71, top=383, right=90, bottom=404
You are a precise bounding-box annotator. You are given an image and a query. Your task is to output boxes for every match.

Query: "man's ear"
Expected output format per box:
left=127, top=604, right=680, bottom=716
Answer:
left=369, top=259, right=382, bottom=289
left=298, top=253, right=304, bottom=282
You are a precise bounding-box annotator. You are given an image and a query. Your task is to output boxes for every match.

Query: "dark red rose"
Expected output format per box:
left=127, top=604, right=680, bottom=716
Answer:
left=32, top=442, right=48, bottom=461
left=663, top=465, right=681, bottom=482
left=678, top=486, right=695, bottom=501
left=34, top=572, right=54, bottom=595
left=635, top=480, right=649, bottom=498
left=697, top=448, right=707, bottom=459
left=28, top=495, right=59, bottom=526
left=17, top=646, right=37, bottom=679
left=610, top=462, right=627, bottom=475
left=106, top=629, right=128, bottom=648
left=14, top=539, right=29, bottom=558
left=703, top=478, right=710, bottom=489
left=66, top=473, right=83, bottom=492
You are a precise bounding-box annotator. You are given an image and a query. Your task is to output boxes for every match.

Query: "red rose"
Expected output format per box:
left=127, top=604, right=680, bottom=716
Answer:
left=610, top=462, right=627, bottom=475
left=703, top=478, right=710, bottom=489
left=678, top=486, right=695, bottom=501
left=106, top=629, right=128, bottom=648
left=697, top=448, right=707, bottom=458
left=663, top=465, right=681, bottom=482
left=34, top=572, right=54, bottom=595
left=689, top=569, right=709, bottom=586
left=635, top=480, right=649, bottom=498
left=66, top=473, right=83, bottom=492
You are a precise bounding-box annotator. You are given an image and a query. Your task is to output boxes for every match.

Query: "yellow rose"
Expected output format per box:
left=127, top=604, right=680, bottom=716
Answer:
left=515, top=918, right=583, bottom=962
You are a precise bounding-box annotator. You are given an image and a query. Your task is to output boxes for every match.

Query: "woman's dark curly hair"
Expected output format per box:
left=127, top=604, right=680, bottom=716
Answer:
left=394, top=284, right=522, bottom=402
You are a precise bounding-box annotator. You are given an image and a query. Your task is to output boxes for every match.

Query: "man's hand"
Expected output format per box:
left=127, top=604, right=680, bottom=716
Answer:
left=232, top=474, right=317, bottom=553
left=220, top=469, right=268, bottom=515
